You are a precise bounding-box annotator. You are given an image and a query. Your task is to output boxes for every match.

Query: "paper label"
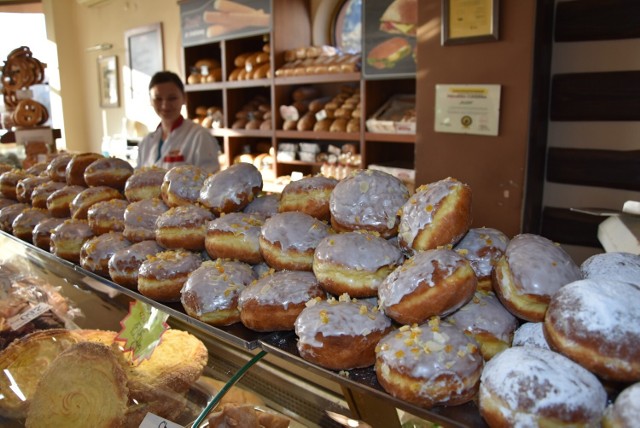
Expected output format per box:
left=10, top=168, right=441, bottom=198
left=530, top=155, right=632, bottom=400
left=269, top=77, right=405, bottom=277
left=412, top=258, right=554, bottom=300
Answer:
left=116, top=301, right=169, bottom=365
left=8, top=302, right=52, bottom=331
left=279, top=105, right=299, bottom=121
left=315, top=109, right=327, bottom=122
left=139, top=412, right=184, bottom=428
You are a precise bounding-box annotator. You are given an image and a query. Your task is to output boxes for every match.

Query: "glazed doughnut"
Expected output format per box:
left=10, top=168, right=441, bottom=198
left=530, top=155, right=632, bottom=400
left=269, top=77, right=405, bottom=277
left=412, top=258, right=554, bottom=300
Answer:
left=138, top=249, right=202, bottom=302
left=87, top=198, right=128, bottom=235
left=330, top=169, right=409, bottom=238
left=0, top=169, right=30, bottom=200
left=0, top=197, right=17, bottom=210
left=294, top=295, right=393, bottom=370
left=30, top=181, right=66, bottom=209
left=83, top=157, right=134, bottom=190
left=259, top=211, right=332, bottom=271
left=378, top=248, right=477, bottom=325
left=512, top=322, right=550, bottom=350
left=453, top=227, right=509, bottom=291
left=479, top=346, right=607, bottom=428
left=445, top=290, right=518, bottom=360
left=124, top=166, right=167, bottom=202
left=161, top=165, right=208, bottom=207
left=0, top=202, right=28, bottom=233
left=46, top=185, right=85, bottom=218
left=50, top=219, right=95, bottom=263
left=65, top=152, right=104, bottom=186
left=398, top=177, right=472, bottom=253
left=69, top=186, right=124, bottom=220
left=32, top=217, right=66, bottom=251
left=493, top=233, right=581, bottom=322
left=180, top=259, right=257, bottom=326
left=107, top=240, right=163, bottom=289
left=375, top=318, right=483, bottom=408
left=279, top=175, right=338, bottom=220
left=242, top=193, right=280, bottom=218
left=204, top=212, right=264, bottom=264
left=198, top=162, right=262, bottom=215
left=25, top=162, right=48, bottom=177
left=313, top=231, right=404, bottom=298
left=580, top=251, right=640, bottom=284
left=0, top=163, right=13, bottom=175
left=544, top=279, right=640, bottom=382
left=11, top=207, right=51, bottom=243
left=155, top=204, right=214, bottom=251
left=238, top=270, right=325, bottom=332
left=15, top=176, right=49, bottom=204
left=80, top=232, right=131, bottom=278
left=45, top=153, right=72, bottom=182
left=602, top=382, right=640, bottom=428
left=122, top=198, right=169, bottom=242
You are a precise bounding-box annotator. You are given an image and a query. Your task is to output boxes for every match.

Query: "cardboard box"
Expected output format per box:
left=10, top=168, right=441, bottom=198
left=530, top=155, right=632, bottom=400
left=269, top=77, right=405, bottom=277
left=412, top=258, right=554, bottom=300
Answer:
left=365, top=95, right=416, bottom=134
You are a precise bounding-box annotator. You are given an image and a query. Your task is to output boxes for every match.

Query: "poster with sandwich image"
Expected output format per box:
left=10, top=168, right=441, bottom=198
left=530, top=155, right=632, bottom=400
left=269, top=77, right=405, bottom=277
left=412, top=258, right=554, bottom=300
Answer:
left=180, top=0, right=271, bottom=46
left=363, top=0, right=417, bottom=78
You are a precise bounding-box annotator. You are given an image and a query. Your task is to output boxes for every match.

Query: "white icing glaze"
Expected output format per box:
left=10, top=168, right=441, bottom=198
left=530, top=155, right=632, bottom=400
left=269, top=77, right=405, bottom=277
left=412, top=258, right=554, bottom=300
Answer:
left=376, top=320, right=483, bottom=400
left=0, top=203, right=30, bottom=232
left=607, top=382, right=640, bottom=426
left=139, top=250, right=202, bottom=281
left=282, top=175, right=338, bottom=193
left=238, top=270, right=322, bottom=310
left=580, top=252, right=640, bottom=285
left=156, top=204, right=214, bottom=228
left=51, top=219, right=94, bottom=242
left=378, top=248, right=470, bottom=307
left=198, top=162, right=262, bottom=211
left=512, top=322, right=550, bottom=350
left=243, top=193, right=280, bottom=218
left=261, top=212, right=331, bottom=251
left=16, top=176, right=49, bottom=202
left=80, top=232, right=131, bottom=270
left=46, top=153, right=72, bottom=181
left=207, top=212, right=264, bottom=236
left=124, top=198, right=169, bottom=232
left=454, top=227, right=509, bottom=279
left=504, top=234, right=581, bottom=297
left=446, top=290, right=517, bottom=343
left=330, top=169, right=409, bottom=232
left=181, top=259, right=256, bottom=315
left=31, top=181, right=67, bottom=207
left=124, top=166, right=167, bottom=199
left=12, top=208, right=50, bottom=231
left=294, top=297, right=392, bottom=348
left=88, top=199, right=128, bottom=222
left=162, top=165, right=207, bottom=203
left=32, top=217, right=66, bottom=241
left=479, top=346, right=607, bottom=426
left=108, top=240, right=163, bottom=275
left=314, top=231, right=404, bottom=272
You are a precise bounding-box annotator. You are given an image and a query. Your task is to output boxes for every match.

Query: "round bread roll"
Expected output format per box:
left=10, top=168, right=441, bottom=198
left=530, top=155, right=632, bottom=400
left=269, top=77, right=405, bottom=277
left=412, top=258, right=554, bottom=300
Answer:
left=108, top=240, right=163, bottom=289
left=155, top=204, right=214, bottom=251
left=454, top=227, right=510, bottom=291
left=0, top=202, right=29, bottom=233
left=198, top=162, right=263, bottom=215
left=83, top=156, right=134, bottom=190
left=122, top=198, right=169, bottom=243
left=294, top=295, right=393, bottom=370
left=180, top=259, right=257, bottom=326
left=544, top=279, right=640, bottom=383
left=124, top=166, right=167, bottom=202
left=87, top=198, right=128, bottom=235
left=205, top=212, right=265, bottom=264
left=11, top=207, right=51, bottom=243
left=278, top=175, right=338, bottom=221
left=46, top=185, right=85, bottom=218
left=580, top=251, right=640, bottom=284
left=65, top=152, right=104, bottom=186
left=50, top=219, right=95, bottom=263
left=378, top=248, right=477, bottom=325
left=398, top=177, right=472, bottom=253
left=161, top=165, right=208, bottom=207
left=138, top=249, right=202, bottom=302
left=30, top=181, right=66, bottom=209
left=375, top=319, right=483, bottom=408
left=32, top=217, right=66, bottom=251
left=238, top=270, right=324, bottom=332
left=493, top=233, right=581, bottom=322
left=602, top=382, right=640, bottom=428
left=15, top=176, right=48, bottom=204
left=479, top=346, right=607, bottom=428
left=330, top=169, right=409, bottom=238
left=80, top=232, right=131, bottom=278
left=0, top=169, right=30, bottom=200
left=45, top=153, right=72, bottom=183
left=69, top=185, right=124, bottom=220
left=313, top=231, right=404, bottom=298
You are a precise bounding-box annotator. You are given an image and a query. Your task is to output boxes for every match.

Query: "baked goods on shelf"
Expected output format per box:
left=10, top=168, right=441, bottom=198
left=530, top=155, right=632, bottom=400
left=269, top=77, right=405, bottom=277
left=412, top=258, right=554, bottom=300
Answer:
left=122, top=198, right=169, bottom=242
left=453, top=227, right=510, bottom=291
left=205, top=212, right=265, bottom=264
left=11, top=207, right=50, bottom=243
left=32, top=216, right=66, bottom=250
left=87, top=198, right=129, bottom=235
left=229, top=95, right=271, bottom=131
left=50, top=219, right=95, bottom=263
left=275, top=45, right=360, bottom=77
left=65, top=152, right=104, bottom=186
left=45, top=153, right=72, bottom=182
left=580, top=251, right=640, bottom=283
left=242, top=192, right=279, bottom=218
left=0, top=169, right=30, bottom=200
left=138, top=249, right=202, bottom=302
left=198, top=162, right=263, bottom=215
left=79, top=232, right=131, bottom=278
left=46, top=184, right=85, bottom=218
left=187, top=58, right=222, bottom=84
left=108, top=239, right=163, bottom=289
left=83, top=156, right=134, bottom=190
left=30, top=180, right=65, bottom=209
left=124, top=166, right=167, bottom=202
left=207, top=404, right=291, bottom=428
left=15, top=175, right=48, bottom=204
left=69, top=185, right=124, bottom=220
left=512, top=322, right=550, bottom=350
left=0, top=202, right=28, bottom=233
left=602, top=382, right=640, bottom=428
left=161, top=165, right=208, bottom=207
left=278, top=175, right=338, bottom=220
left=155, top=205, right=213, bottom=252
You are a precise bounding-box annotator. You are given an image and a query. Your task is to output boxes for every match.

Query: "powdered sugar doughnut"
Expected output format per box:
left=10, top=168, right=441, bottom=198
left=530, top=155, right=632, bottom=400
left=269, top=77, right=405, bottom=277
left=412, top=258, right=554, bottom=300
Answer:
left=602, top=382, right=640, bottom=428
left=446, top=290, right=518, bottom=360
left=122, top=198, right=168, bottom=242
left=544, top=279, right=640, bottom=382
left=107, top=240, right=163, bottom=289
left=180, top=259, right=256, bottom=326
left=378, top=248, right=477, bottom=325
left=279, top=175, right=338, bottom=220
left=375, top=319, right=483, bottom=408
left=243, top=193, right=280, bottom=218
left=80, top=232, right=131, bottom=277
left=294, top=295, right=393, bottom=370
left=138, top=250, right=202, bottom=302
left=313, top=231, right=404, bottom=298
left=259, top=211, right=332, bottom=271
left=124, top=166, right=167, bottom=202
left=479, top=346, right=607, bottom=428
left=493, top=233, right=581, bottom=322
left=512, top=322, right=550, bottom=350
left=161, top=165, right=208, bottom=207
left=454, top=227, right=509, bottom=291
left=155, top=204, right=214, bottom=251
left=198, top=162, right=262, bottom=215
left=398, top=177, right=472, bottom=253
left=580, top=252, right=640, bottom=285
left=329, top=169, right=409, bottom=238
left=238, top=270, right=324, bottom=332
left=204, top=212, right=264, bottom=264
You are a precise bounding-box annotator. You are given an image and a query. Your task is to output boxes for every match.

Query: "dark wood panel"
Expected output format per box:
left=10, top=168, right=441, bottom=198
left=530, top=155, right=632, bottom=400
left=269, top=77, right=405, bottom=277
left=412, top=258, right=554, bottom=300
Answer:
left=555, top=0, right=640, bottom=42
left=541, top=207, right=604, bottom=248
left=550, top=71, right=640, bottom=121
left=547, top=148, right=640, bottom=191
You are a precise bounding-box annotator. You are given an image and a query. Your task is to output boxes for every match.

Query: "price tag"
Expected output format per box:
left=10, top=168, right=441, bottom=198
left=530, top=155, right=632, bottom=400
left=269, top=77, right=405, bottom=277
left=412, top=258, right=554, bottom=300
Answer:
left=315, top=109, right=327, bottom=122
left=8, top=302, right=52, bottom=331
left=138, top=412, right=184, bottom=428
left=116, top=301, right=169, bottom=365
left=279, top=105, right=299, bottom=121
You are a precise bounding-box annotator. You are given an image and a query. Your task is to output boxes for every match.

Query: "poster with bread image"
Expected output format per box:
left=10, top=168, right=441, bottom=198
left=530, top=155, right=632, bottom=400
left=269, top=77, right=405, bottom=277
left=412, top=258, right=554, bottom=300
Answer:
left=363, top=0, right=417, bottom=78
left=180, top=0, right=271, bottom=46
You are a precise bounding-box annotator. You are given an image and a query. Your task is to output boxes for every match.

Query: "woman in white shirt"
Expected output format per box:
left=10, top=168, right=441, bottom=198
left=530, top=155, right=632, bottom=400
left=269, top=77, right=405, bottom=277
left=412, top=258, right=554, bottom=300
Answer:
left=137, top=71, right=220, bottom=173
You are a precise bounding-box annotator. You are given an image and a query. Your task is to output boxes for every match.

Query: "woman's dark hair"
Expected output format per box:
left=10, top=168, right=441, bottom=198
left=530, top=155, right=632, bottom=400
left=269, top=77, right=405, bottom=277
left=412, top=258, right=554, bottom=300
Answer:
left=148, top=71, right=184, bottom=93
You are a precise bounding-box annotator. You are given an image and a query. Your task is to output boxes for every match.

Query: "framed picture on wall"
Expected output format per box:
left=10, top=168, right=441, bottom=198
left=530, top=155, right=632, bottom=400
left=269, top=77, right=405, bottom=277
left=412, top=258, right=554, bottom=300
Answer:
left=97, top=55, right=119, bottom=108
left=124, top=22, right=164, bottom=103
left=441, top=0, right=499, bottom=45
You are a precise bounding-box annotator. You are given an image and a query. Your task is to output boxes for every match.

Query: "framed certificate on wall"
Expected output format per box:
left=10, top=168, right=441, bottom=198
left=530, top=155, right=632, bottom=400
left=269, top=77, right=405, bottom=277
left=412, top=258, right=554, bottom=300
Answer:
left=442, top=0, right=499, bottom=45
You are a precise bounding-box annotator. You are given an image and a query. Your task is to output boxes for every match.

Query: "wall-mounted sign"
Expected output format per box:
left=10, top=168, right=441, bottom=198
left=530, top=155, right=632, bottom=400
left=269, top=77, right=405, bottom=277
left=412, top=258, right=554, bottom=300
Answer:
left=434, top=84, right=501, bottom=136
left=442, top=0, right=499, bottom=45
